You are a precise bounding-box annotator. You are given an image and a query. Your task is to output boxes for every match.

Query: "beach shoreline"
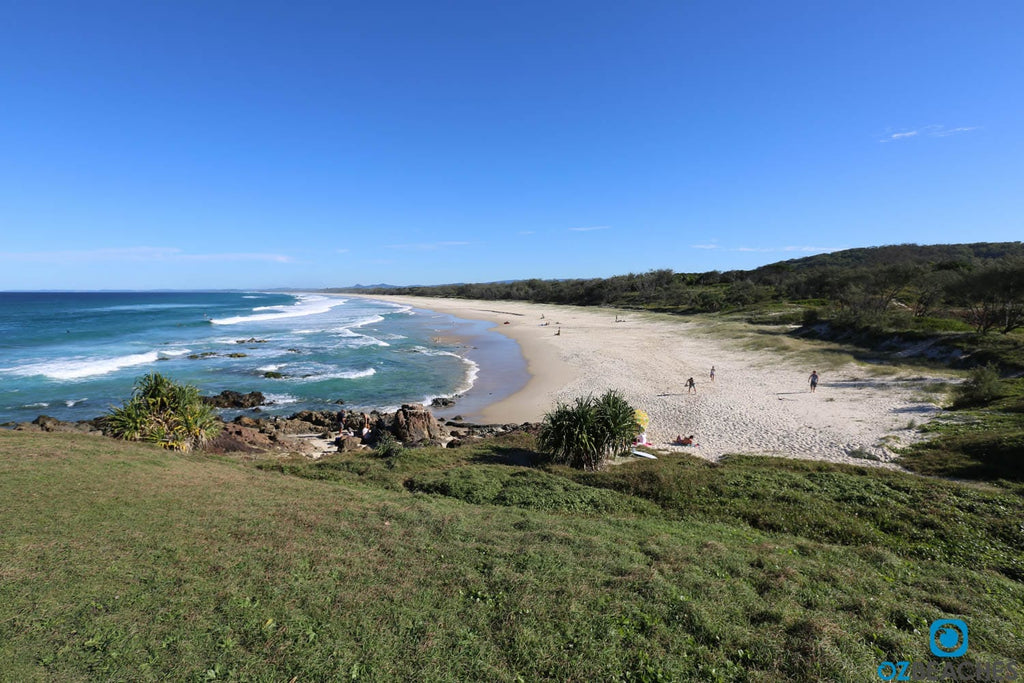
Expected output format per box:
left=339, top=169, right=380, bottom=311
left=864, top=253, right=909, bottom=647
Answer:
left=353, top=294, right=953, bottom=467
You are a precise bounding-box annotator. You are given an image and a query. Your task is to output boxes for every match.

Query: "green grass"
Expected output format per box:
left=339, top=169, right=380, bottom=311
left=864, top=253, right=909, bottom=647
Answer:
left=899, top=378, right=1024, bottom=489
left=2, top=430, right=1023, bottom=681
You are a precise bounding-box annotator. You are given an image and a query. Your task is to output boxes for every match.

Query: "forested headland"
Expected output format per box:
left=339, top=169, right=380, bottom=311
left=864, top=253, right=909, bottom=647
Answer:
left=339, top=242, right=1024, bottom=371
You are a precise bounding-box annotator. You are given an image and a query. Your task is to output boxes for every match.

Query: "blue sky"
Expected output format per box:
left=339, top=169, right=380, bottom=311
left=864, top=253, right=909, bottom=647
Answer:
left=1, top=1, right=1021, bottom=290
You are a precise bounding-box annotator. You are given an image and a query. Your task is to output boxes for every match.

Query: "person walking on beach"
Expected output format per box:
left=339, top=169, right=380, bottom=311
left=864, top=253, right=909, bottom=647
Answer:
left=685, top=377, right=696, bottom=394
left=709, top=366, right=716, bottom=382
left=809, top=370, right=819, bottom=393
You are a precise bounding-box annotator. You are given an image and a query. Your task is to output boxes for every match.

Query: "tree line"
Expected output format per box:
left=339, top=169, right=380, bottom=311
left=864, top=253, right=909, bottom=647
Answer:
left=342, top=242, right=1024, bottom=335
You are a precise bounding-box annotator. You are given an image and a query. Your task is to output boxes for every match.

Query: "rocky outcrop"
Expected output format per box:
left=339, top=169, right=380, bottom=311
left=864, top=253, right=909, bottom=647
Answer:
left=13, top=415, right=103, bottom=435
left=442, top=420, right=541, bottom=445
left=288, top=410, right=338, bottom=429
left=335, top=435, right=366, bottom=452
left=391, top=404, right=448, bottom=445
left=8, top=401, right=539, bottom=460
left=206, top=423, right=274, bottom=453
left=202, top=391, right=267, bottom=409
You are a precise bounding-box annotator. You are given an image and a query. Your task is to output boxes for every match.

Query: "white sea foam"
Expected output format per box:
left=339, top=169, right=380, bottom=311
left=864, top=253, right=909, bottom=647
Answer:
left=428, top=355, right=479, bottom=398
left=290, top=368, right=376, bottom=382
left=6, top=351, right=160, bottom=380
left=345, top=335, right=389, bottom=348
left=457, top=356, right=480, bottom=394
left=382, top=303, right=414, bottom=315
left=65, top=398, right=88, bottom=407
left=23, top=402, right=50, bottom=409
left=330, top=325, right=389, bottom=347
left=409, top=346, right=465, bottom=359
left=209, top=295, right=345, bottom=325
left=257, top=364, right=283, bottom=372
left=350, top=314, right=385, bottom=329
left=263, top=393, right=299, bottom=405
left=159, top=348, right=192, bottom=358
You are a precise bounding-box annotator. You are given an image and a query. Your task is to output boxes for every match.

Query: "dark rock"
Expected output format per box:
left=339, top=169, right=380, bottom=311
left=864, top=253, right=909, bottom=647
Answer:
left=29, top=415, right=98, bottom=434
left=33, top=415, right=64, bottom=431
left=288, top=410, right=338, bottom=429
left=202, top=391, right=267, bottom=409
left=236, top=338, right=268, bottom=344
left=268, top=418, right=318, bottom=435
left=205, top=424, right=273, bottom=453
left=430, top=397, right=456, bottom=407
left=263, top=372, right=284, bottom=379
left=391, top=403, right=447, bottom=444
left=336, top=436, right=365, bottom=452
left=14, top=422, right=42, bottom=432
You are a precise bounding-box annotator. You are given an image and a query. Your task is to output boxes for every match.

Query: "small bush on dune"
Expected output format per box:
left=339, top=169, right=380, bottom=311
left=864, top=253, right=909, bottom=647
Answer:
left=537, top=390, right=639, bottom=471
left=953, top=363, right=1004, bottom=408
left=373, top=431, right=406, bottom=459
left=106, top=373, right=220, bottom=452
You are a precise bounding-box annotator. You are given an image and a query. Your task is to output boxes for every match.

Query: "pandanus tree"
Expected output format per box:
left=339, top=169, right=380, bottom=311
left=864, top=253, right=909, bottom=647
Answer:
left=537, top=390, right=640, bottom=471
left=105, top=373, right=221, bottom=452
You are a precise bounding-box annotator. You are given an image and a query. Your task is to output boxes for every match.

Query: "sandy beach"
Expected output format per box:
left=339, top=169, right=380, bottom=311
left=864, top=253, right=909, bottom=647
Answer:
left=359, top=295, right=953, bottom=468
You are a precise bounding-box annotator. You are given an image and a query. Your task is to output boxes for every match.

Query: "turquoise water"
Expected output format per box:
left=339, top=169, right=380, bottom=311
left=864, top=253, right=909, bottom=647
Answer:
left=0, top=291, right=526, bottom=424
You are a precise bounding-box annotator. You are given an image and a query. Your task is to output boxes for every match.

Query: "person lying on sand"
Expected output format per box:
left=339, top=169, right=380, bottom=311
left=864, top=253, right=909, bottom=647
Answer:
left=674, top=434, right=697, bottom=446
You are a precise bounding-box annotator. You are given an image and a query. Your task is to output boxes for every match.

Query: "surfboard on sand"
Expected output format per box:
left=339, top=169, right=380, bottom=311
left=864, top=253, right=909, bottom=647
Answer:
left=630, top=449, right=657, bottom=459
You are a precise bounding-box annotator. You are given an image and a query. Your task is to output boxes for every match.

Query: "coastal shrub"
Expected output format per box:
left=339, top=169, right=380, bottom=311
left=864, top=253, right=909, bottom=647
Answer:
left=953, top=363, right=1003, bottom=408
left=537, top=390, right=639, bottom=471
left=373, top=430, right=405, bottom=459
left=105, top=373, right=220, bottom=452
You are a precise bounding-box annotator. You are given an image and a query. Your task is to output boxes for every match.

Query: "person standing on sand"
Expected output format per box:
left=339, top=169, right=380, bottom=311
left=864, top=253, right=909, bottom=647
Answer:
left=809, top=370, right=819, bottom=393
left=685, top=377, right=696, bottom=394
left=710, top=366, right=716, bottom=382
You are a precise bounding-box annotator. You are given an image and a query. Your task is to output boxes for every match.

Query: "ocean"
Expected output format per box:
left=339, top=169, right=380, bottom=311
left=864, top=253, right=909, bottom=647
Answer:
left=0, top=291, right=526, bottom=425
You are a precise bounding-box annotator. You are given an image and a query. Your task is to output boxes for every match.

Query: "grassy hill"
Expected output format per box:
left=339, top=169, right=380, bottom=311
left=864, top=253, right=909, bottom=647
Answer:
left=2, top=430, right=1022, bottom=681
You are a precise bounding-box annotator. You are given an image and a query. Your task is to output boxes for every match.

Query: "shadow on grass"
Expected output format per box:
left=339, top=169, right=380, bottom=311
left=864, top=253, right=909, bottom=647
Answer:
left=900, top=435, right=1024, bottom=485
left=469, top=445, right=537, bottom=467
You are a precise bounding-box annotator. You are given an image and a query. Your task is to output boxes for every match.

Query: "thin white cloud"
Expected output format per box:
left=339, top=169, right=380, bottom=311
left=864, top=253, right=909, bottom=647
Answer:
left=691, top=244, right=719, bottom=250
left=931, top=125, right=979, bottom=137
left=568, top=226, right=611, bottom=232
left=518, top=230, right=536, bottom=236
left=0, top=247, right=294, bottom=264
left=383, top=241, right=471, bottom=251
left=881, top=124, right=978, bottom=142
